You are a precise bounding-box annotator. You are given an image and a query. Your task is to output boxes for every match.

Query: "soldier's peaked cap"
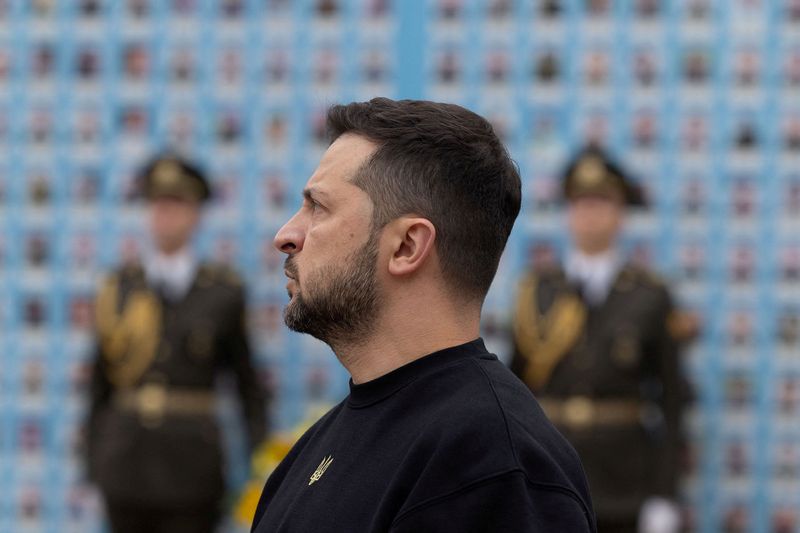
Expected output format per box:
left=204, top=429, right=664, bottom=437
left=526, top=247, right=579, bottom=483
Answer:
left=138, top=153, right=212, bottom=203
left=561, top=144, right=647, bottom=208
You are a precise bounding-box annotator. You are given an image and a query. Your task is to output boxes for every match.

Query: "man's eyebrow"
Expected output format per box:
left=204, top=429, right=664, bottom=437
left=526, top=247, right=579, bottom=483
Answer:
left=303, top=187, right=329, bottom=201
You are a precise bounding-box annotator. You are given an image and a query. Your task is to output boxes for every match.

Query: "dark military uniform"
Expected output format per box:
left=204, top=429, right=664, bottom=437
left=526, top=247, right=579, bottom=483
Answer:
left=510, top=146, right=690, bottom=533
left=86, top=155, right=268, bottom=533
left=87, top=262, right=267, bottom=533
left=511, top=264, right=687, bottom=531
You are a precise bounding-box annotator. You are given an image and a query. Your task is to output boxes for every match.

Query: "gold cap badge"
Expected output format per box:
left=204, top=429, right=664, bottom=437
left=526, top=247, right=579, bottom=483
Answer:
left=574, top=155, right=606, bottom=187
left=152, top=160, right=183, bottom=188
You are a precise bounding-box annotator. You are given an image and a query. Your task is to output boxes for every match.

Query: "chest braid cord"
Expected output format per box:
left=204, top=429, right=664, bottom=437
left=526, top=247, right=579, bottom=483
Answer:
left=513, top=274, right=587, bottom=390
left=95, top=275, right=162, bottom=387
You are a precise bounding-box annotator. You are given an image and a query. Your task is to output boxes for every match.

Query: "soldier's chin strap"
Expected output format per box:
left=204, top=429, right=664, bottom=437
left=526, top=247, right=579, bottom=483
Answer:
left=513, top=274, right=586, bottom=390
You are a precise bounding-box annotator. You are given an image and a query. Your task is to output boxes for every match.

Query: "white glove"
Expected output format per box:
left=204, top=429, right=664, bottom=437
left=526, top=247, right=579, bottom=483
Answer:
left=638, top=497, right=681, bottom=533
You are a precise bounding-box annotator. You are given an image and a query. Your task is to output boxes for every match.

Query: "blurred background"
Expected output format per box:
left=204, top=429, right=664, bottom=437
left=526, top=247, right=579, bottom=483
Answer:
left=0, top=0, right=799, bottom=532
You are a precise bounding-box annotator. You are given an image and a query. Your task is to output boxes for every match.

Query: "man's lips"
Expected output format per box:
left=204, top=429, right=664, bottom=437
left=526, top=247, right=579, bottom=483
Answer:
left=285, top=274, right=296, bottom=298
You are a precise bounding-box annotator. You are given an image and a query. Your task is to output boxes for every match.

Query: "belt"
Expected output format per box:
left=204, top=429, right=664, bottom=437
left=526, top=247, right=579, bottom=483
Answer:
left=114, top=383, right=216, bottom=428
left=538, top=397, right=643, bottom=430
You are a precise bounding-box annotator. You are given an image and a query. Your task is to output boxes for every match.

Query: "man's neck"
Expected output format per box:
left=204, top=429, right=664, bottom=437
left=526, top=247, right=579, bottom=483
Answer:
left=573, top=241, right=616, bottom=257
left=155, top=243, right=190, bottom=258
left=569, top=246, right=618, bottom=264
left=333, top=295, right=481, bottom=385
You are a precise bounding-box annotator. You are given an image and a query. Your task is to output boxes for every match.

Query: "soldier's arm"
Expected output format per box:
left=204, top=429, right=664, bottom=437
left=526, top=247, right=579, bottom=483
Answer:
left=85, top=342, right=112, bottom=482
left=508, top=273, right=537, bottom=380
left=84, top=275, right=118, bottom=482
left=651, top=286, right=690, bottom=498
left=224, top=284, right=269, bottom=451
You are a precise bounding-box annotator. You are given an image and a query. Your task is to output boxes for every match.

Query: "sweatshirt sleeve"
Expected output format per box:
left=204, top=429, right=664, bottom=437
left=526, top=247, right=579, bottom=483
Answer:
left=389, top=470, right=595, bottom=533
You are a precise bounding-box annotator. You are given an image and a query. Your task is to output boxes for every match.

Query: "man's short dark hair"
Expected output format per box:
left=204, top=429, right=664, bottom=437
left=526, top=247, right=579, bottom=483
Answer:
left=326, top=97, right=521, bottom=301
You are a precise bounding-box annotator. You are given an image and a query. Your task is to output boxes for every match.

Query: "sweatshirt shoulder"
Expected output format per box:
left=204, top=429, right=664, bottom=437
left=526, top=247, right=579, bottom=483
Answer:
left=470, top=357, right=595, bottom=505
left=426, top=357, right=582, bottom=475
left=401, top=356, right=594, bottom=519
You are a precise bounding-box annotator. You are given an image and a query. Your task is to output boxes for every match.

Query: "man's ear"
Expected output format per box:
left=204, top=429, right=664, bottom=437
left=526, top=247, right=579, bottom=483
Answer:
left=385, top=217, right=436, bottom=277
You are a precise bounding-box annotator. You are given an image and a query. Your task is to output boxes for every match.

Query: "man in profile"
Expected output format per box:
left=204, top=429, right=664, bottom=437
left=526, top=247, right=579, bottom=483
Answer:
left=251, top=98, right=596, bottom=532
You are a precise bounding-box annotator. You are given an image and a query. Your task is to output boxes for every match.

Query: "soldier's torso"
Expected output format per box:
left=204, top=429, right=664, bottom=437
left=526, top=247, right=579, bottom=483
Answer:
left=106, top=263, right=242, bottom=388
left=511, top=263, right=673, bottom=520
left=90, top=261, right=244, bottom=505
left=533, top=266, right=667, bottom=399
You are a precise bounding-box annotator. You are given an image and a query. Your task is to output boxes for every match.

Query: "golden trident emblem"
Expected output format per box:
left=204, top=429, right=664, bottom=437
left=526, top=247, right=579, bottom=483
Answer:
left=309, top=456, right=333, bottom=486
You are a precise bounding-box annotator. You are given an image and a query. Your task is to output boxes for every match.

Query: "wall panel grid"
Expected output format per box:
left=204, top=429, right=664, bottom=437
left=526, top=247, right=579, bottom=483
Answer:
left=0, top=1, right=799, bottom=531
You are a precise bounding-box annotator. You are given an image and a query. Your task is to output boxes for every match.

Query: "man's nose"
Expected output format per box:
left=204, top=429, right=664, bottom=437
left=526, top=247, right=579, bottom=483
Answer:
left=273, top=213, right=305, bottom=254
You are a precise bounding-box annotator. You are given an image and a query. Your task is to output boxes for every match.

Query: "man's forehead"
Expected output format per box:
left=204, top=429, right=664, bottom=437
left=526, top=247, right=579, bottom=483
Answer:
left=306, top=133, right=378, bottom=190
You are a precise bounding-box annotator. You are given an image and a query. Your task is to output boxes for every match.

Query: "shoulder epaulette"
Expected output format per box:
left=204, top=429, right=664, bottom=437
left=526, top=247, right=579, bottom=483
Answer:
left=668, top=310, right=701, bottom=342
left=533, top=262, right=566, bottom=281
left=623, top=263, right=668, bottom=290
left=198, top=262, right=243, bottom=288
left=114, top=261, right=146, bottom=287
left=119, top=260, right=144, bottom=276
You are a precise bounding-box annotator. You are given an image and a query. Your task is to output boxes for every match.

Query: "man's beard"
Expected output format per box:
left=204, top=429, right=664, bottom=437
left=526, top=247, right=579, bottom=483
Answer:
left=283, top=233, right=381, bottom=348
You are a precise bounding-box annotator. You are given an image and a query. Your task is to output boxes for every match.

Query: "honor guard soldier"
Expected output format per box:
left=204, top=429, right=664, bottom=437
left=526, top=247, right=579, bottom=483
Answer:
left=510, top=146, right=694, bottom=533
left=86, top=155, right=268, bottom=533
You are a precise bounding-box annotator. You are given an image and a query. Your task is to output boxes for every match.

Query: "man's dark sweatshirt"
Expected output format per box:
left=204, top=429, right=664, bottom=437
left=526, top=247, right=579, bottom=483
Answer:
left=251, top=339, right=596, bottom=532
